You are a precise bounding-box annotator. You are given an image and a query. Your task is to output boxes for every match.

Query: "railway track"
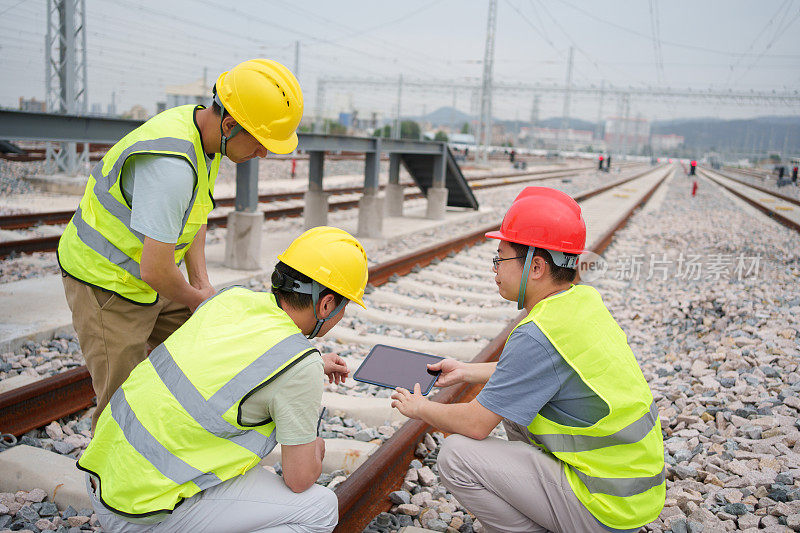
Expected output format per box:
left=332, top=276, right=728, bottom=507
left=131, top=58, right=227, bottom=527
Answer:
left=0, top=165, right=606, bottom=258
left=698, top=167, right=800, bottom=233
left=0, top=164, right=670, bottom=531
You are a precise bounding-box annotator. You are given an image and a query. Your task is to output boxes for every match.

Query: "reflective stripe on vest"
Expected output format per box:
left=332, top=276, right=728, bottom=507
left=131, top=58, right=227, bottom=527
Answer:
left=573, top=467, right=666, bottom=498
left=521, top=285, right=665, bottom=530
left=531, top=400, right=659, bottom=453
left=57, top=105, right=219, bottom=304
left=109, top=389, right=222, bottom=490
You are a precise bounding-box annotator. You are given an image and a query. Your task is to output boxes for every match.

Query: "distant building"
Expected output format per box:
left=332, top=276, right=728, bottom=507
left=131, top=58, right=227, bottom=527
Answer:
left=125, top=105, right=148, bottom=121
left=604, top=117, right=650, bottom=152
left=19, top=97, right=46, bottom=113
left=651, top=134, right=684, bottom=151
left=526, top=127, right=594, bottom=150
left=448, top=133, right=476, bottom=145
left=165, top=78, right=211, bottom=109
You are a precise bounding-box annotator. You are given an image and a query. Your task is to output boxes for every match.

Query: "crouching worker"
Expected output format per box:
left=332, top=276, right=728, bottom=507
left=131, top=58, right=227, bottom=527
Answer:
left=77, top=226, right=369, bottom=533
left=391, top=187, right=665, bottom=533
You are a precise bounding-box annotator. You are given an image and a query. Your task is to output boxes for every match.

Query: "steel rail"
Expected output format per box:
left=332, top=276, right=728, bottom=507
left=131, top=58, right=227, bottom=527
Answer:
left=702, top=167, right=800, bottom=207
left=333, top=165, right=672, bottom=531
left=0, top=166, right=598, bottom=231
left=699, top=169, right=800, bottom=233
left=0, top=165, right=620, bottom=258
left=0, top=165, right=664, bottom=438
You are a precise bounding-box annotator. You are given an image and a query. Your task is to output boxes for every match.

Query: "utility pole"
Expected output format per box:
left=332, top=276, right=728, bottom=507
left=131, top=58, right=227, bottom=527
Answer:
left=529, top=94, right=540, bottom=148
left=478, top=0, right=498, bottom=162
left=557, top=46, right=574, bottom=156
left=294, top=40, right=300, bottom=76
left=394, top=74, right=403, bottom=139
left=595, top=80, right=605, bottom=141
left=450, top=88, right=456, bottom=128
left=314, top=78, right=325, bottom=133
left=620, top=93, right=631, bottom=160
left=45, top=0, right=88, bottom=176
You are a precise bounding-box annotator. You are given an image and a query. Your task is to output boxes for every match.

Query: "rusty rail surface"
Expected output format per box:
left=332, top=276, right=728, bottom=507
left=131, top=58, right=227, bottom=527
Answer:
left=702, top=167, right=800, bottom=207
left=0, top=164, right=668, bottom=439
left=0, top=165, right=613, bottom=258
left=0, top=165, right=668, bottom=530
left=0, top=166, right=597, bottom=232
left=699, top=169, right=800, bottom=233
left=333, top=164, right=672, bottom=531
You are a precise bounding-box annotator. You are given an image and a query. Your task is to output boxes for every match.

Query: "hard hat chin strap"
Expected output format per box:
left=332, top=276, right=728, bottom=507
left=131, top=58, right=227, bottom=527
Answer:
left=308, top=281, right=349, bottom=339
left=517, top=246, right=534, bottom=310
left=272, top=270, right=349, bottom=338
left=213, top=93, right=243, bottom=157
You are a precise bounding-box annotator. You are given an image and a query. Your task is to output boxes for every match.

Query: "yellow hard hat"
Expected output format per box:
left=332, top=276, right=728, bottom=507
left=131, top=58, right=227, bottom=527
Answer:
left=215, top=59, right=303, bottom=154
left=278, top=227, right=369, bottom=308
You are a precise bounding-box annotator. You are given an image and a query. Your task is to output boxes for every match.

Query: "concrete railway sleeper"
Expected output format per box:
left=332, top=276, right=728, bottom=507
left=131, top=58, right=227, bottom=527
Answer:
left=0, top=164, right=671, bottom=532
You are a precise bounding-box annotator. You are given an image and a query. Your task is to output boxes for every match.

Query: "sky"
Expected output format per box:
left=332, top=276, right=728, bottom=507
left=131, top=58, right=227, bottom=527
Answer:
left=1, top=0, right=800, bottom=125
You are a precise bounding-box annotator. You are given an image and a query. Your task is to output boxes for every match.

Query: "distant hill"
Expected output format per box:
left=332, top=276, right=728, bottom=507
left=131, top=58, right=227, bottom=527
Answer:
left=412, top=107, right=800, bottom=153
left=650, top=116, right=800, bottom=153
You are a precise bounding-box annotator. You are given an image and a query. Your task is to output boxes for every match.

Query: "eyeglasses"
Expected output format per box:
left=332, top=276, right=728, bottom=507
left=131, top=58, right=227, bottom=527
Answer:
left=492, top=255, right=526, bottom=269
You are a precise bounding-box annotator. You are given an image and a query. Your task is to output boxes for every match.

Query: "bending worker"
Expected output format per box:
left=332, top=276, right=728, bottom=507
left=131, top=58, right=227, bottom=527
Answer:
left=77, top=226, right=368, bottom=532
left=57, top=59, right=303, bottom=430
left=392, top=187, right=665, bottom=532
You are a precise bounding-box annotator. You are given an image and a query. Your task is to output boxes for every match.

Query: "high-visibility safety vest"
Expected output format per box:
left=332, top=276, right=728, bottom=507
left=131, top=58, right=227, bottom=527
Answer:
left=519, top=285, right=665, bottom=530
left=57, top=105, right=221, bottom=305
left=77, top=287, right=318, bottom=517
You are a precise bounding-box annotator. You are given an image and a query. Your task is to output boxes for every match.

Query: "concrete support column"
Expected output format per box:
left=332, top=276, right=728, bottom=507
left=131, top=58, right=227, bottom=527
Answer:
left=425, top=187, right=448, bottom=220
left=356, top=191, right=384, bottom=238
left=357, top=139, right=383, bottom=238
left=224, top=211, right=263, bottom=270
left=386, top=153, right=403, bottom=217
left=303, top=151, right=328, bottom=229
left=426, top=145, right=448, bottom=220
left=225, top=159, right=262, bottom=270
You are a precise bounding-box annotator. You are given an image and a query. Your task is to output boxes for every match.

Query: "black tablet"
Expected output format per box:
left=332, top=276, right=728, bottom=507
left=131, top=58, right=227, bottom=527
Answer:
left=353, top=344, right=444, bottom=396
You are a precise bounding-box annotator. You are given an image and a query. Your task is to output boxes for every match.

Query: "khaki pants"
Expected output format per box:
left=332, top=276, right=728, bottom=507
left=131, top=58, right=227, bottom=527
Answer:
left=62, top=275, right=191, bottom=430
left=438, top=421, right=639, bottom=533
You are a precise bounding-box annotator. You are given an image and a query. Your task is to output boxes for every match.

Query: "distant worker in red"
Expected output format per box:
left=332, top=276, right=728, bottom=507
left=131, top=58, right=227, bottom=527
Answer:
left=692, top=181, right=698, bottom=197
left=598, top=155, right=604, bottom=170
left=689, top=160, right=697, bottom=175
left=792, top=165, right=798, bottom=185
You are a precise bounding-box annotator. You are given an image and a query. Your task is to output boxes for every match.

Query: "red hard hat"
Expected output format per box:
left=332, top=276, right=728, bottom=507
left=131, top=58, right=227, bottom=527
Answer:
left=485, top=187, right=586, bottom=254
left=691, top=160, right=697, bottom=165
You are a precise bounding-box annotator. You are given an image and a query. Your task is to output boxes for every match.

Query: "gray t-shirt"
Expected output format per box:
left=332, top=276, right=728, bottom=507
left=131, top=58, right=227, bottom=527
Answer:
left=120, top=154, right=207, bottom=244
left=476, top=320, right=609, bottom=428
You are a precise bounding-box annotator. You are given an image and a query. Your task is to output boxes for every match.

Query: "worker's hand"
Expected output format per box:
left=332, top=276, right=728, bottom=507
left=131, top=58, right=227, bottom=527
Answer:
left=189, top=285, right=217, bottom=313
left=321, top=352, right=349, bottom=385
left=391, top=383, right=428, bottom=420
left=315, top=437, right=326, bottom=462
left=428, top=358, right=466, bottom=388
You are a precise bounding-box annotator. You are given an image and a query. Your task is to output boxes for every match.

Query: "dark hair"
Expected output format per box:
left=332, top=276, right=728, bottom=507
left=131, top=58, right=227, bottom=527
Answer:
left=508, top=242, right=576, bottom=283
left=270, top=262, right=344, bottom=309
left=211, top=100, right=221, bottom=115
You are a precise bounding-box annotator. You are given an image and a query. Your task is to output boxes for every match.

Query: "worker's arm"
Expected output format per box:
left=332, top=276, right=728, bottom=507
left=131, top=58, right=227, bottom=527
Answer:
left=281, top=437, right=326, bottom=493
left=392, top=384, right=503, bottom=440
left=182, top=224, right=216, bottom=297
left=140, top=237, right=215, bottom=311
left=427, top=359, right=497, bottom=388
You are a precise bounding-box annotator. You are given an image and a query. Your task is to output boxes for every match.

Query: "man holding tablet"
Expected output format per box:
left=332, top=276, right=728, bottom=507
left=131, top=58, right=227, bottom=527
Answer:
left=77, top=227, right=367, bottom=532
left=391, top=187, right=665, bottom=533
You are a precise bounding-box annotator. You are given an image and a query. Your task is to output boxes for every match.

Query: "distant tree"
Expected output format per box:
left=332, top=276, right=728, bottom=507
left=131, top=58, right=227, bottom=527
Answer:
left=373, top=125, right=392, bottom=138
left=400, top=121, right=421, bottom=140
left=434, top=130, right=448, bottom=142
left=460, top=122, right=470, bottom=134
left=324, top=120, right=347, bottom=135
